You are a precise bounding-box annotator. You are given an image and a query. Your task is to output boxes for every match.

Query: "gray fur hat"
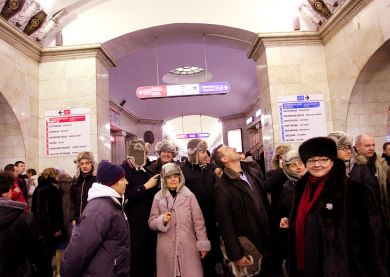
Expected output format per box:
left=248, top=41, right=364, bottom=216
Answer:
left=327, top=131, right=353, bottom=146
left=187, top=139, right=208, bottom=164
left=155, top=139, right=179, bottom=157
left=74, top=151, right=96, bottom=177
left=128, top=139, right=146, bottom=166
left=160, top=163, right=185, bottom=195
left=282, top=150, right=301, bottom=165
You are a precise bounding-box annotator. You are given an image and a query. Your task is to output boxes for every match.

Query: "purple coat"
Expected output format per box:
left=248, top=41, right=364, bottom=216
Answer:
left=149, top=186, right=210, bottom=277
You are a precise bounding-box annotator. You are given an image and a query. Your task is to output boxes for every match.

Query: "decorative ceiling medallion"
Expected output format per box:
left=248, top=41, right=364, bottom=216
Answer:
left=23, top=10, right=47, bottom=35
left=308, top=0, right=332, bottom=19
left=0, top=0, right=26, bottom=20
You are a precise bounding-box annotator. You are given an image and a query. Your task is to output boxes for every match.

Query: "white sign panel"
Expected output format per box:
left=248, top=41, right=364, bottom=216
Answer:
left=45, top=108, right=91, bottom=157
left=278, top=94, right=327, bottom=143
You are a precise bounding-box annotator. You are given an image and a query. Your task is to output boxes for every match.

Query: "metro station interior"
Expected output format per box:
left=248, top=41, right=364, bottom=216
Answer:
left=0, top=0, right=389, bottom=174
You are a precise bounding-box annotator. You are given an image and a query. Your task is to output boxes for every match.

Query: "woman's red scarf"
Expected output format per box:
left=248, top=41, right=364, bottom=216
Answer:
left=295, top=174, right=328, bottom=271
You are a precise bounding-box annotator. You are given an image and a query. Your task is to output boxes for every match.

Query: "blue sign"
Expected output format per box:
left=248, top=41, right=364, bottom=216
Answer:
left=282, top=102, right=320, bottom=109
left=176, top=132, right=210, bottom=139
left=199, top=82, right=230, bottom=94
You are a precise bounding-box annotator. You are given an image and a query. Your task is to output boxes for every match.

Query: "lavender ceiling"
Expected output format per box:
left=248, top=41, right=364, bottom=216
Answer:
left=104, top=24, right=260, bottom=121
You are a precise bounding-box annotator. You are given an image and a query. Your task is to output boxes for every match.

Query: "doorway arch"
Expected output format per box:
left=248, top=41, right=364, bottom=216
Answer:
left=0, top=93, right=26, bottom=167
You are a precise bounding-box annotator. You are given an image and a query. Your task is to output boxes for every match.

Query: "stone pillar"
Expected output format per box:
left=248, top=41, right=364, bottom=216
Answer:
left=39, top=44, right=116, bottom=174
left=248, top=33, right=333, bottom=171
left=111, top=130, right=127, bottom=164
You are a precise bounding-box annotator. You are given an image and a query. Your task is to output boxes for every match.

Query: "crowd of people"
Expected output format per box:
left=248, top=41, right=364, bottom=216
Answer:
left=0, top=132, right=389, bottom=277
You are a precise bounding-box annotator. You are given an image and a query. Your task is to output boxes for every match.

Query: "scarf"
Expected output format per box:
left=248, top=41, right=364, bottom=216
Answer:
left=295, top=174, right=327, bottom=271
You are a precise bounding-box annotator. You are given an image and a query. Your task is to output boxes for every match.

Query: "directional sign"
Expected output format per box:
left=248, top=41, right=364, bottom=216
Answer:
left=278, top=94, right=327, bottom=143
left=136, top=82, right=230, bottom=99
left=175, top=132, right=210, bottom=139
left=45, top=108, right=91, bottom=157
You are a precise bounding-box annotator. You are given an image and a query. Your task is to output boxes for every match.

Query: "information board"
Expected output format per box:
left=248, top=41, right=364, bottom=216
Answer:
left=278, top=94, right=327, bottom=143
left=45, top=108, right=91, bottom=157
left=136, top=82, right=230, bottom=99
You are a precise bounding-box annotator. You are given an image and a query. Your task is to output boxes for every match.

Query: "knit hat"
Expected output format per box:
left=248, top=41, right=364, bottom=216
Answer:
left=96, top=161, right=125, bottom=186
left=299, top=137, right=337, bottom=164
left=187, top=139, right=208, bottom=164
left=155, top=139, right=179, bottom=157
left=160, top=163, right=185, bottom=194
left=74, top=151, right=96, bottom=177
left=128, top=139, right=146, bottom=166
left=327, top=131, right=353, bottom=147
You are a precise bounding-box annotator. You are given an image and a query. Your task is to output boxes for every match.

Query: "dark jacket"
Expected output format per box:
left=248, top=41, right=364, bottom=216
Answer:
left=0, top=198, right=52, bottom=277
left=69, top=172, right=96, bottom=222
left=147, top=158, right=164, bottom=175
left=61, top=183, right=130, bottom=277
left=122, top=160, right=158, bottom=277
left=264, top=168, right=288, bottom=216
left=31, top=176, right=68, bottom=254
left=181, top=161, right=220, bottom=276
left=289, top=159, right=389, bottom=277
left=215, top=161, right=277, bottom=267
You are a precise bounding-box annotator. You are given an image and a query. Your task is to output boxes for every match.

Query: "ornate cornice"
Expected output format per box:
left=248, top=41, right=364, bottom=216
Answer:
left=248, top=32, right=322, bottom=61
left=109, top=99, right=164, bottom=125
left=40, top=44, right=117, bottom=69
left=319, top=0, right=371, bottom=42
left=0, top=16, right=41, bottom=61
left=248, top=0, right=370, bottom=61
left=219, top=113, right=245, bottom=121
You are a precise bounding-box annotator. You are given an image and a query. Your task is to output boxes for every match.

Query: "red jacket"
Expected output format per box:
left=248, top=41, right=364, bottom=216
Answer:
left=11, top=181, right=26, bottom=204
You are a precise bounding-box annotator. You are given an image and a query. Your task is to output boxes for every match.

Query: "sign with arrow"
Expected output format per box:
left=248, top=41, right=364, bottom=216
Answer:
left=136, top=82, right=230, bottom=99
left=277, top=94, right=327, bottom=143
left=44, top=108, right=91, bottom=157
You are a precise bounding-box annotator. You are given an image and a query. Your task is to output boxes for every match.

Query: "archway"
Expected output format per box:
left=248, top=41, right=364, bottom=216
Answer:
left=0, top=93, right=26, bottom=168
left=346, top=39, right=390, bottom=147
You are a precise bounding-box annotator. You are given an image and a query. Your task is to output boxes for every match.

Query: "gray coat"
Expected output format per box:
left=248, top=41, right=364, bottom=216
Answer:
left=149, top=186, right=210, bottom=277
left=61, top=183, right=130, bottom=277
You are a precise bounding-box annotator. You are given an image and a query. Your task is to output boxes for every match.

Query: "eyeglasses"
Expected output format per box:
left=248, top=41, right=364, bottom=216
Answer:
left=288, top=161, right=305, bottom=169
left=306, top=158, right=330, bottom=165
left=337, top=145, right=352, bottom=151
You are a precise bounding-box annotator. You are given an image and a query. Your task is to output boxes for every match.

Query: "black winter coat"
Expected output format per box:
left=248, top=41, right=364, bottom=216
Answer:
left=147, top=158, right=164, bottom=175
left=289, top=159, right=389, bottom=277
left=69, top=172, right=96, bottom=222
left=181, top=161, right=220, bottom=276
left=122, top=160, right=159, bottom=277
left=215, top=162, right=278, bottom=267
left=0, top=198, right=52, bottom=277
left=264, top=168, right=288, bottom=217
left=31, top=177, right=68, bottom=255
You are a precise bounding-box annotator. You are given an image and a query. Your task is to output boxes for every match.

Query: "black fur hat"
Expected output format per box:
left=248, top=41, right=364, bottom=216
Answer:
left=299, top=137, right=337, bottom=164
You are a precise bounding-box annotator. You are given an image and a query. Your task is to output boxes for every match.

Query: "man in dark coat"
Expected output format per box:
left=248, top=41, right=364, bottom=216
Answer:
left=212, top=144, right=281, bottom=276
left=61, top=161, right=130, bottom=277
left=69, top=151, right=96, bottom=225
left=0, top=171, right=52, bottom=277
left=122, top=139, right=159, bottom=277
left=181, top=139, right=220, bottom=276
left=147, top=139, right=179, bottom=174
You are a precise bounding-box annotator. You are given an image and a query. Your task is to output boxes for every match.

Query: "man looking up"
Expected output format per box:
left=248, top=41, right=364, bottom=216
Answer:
left=212, top=144, right=281, bottom=276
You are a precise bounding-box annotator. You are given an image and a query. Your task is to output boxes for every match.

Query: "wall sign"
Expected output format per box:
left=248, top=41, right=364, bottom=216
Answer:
left=278, top=94, right=327, bottom=143
left=45, top=108, right=91, bottom=157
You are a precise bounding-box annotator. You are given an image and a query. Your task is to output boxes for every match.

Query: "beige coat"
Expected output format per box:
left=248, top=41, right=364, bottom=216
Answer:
left=148, top=186, right=210, bottom=277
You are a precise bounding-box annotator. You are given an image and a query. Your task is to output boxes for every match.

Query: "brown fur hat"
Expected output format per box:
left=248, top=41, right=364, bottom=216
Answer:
left=187, top=139, right=208, bottom=164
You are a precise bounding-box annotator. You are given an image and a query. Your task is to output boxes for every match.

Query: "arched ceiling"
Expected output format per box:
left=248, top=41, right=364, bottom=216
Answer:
left=106, top=24, right=259, bottom=121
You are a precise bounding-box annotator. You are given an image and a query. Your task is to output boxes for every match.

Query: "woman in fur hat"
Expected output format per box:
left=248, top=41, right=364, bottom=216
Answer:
left=288, top=137, right=388, bottom=277
left=276, top=150, right=306, bottom=262
left=148, top=163, right=210, bottom=277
